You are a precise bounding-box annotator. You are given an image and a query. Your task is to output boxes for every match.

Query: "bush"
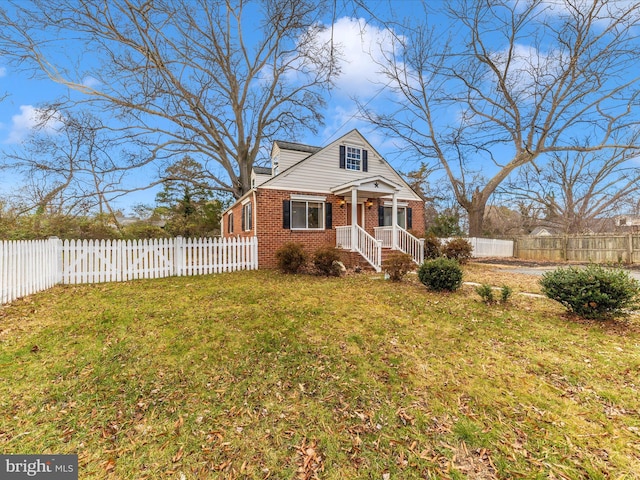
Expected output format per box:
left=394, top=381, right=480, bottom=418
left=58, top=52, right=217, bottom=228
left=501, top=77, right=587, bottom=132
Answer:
left=418, top=257, right=463, bottom=292
left=540, top=264, right=640, bottom=320
left=275, top=242, right=308, bottom=274
left=476, top=284, right=513, bottom=305
left=423, top=233, right=441, bottom=260
left=500, top=285, right=513, bottom=303
left=442, top=237, right=473, bottom=264
left=475, top=284, right=495, bottom=304
left=312, top=245, right=344, bottom=276
left=382, top=252, right=415, bottom=282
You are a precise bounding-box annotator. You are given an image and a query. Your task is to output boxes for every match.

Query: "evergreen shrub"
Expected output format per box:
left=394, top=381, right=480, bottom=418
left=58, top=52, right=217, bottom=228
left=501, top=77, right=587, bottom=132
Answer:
left=418, top=257, right=463, bottom=292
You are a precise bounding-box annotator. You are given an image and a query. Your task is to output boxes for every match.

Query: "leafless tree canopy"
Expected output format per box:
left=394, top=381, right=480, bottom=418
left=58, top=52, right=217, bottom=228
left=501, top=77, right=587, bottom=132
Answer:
left=0, top=0, right=338, bottom=199
left=1, top=110, right=134, bottom=216
left=504, top=147, right=640, bottom=234
left=357, top=0, right=640, bottom=235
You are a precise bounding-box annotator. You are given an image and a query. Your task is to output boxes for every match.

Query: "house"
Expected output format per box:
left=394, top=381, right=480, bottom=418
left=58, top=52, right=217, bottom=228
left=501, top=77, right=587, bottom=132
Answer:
left=222, top=130, right=426, bottom=271
left=529, top=226, right=556, bottom=237
left=615, top=214, right=640, bottom=230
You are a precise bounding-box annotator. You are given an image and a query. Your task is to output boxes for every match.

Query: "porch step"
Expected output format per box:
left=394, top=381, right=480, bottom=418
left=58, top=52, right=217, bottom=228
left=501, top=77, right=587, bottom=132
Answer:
left=341, top=248, right=399, bottom=272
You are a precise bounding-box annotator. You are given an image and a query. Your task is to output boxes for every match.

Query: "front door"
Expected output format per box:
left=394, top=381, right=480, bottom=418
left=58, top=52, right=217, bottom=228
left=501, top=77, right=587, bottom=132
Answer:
left=346, top=203, right=364, bottom=227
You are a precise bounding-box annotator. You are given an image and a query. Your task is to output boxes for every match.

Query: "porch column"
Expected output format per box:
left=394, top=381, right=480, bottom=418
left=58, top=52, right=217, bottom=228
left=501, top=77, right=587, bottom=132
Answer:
left=351, top=187, right=358, bottom=251
left=392, top=192, right=398, bottom=250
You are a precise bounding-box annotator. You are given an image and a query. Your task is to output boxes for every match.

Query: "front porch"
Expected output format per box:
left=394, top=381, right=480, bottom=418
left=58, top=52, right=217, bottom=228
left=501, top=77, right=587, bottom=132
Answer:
left=335, top=225, right=424, bottom=272
left=331, top=176, right=424, bottom=272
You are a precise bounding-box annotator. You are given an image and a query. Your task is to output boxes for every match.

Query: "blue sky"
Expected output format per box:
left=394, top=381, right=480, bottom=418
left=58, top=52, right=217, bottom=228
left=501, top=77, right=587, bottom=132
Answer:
left=1, top=0, right=638, bottom=215
left=0, top=0, right=426, bottom=212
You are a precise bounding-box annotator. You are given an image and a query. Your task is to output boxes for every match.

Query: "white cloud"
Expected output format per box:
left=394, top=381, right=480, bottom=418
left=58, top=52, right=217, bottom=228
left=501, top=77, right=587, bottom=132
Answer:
left=82, top=76, right=100, bottom=89
left=319, top=17, right=401, bottom=99
left=0, top=67, right=6, bottom=77
left=488, top=43, right=562, bottom=102
left=514, top=0, right=640, bottom=27
left=5, top=105, right=64, bottom=144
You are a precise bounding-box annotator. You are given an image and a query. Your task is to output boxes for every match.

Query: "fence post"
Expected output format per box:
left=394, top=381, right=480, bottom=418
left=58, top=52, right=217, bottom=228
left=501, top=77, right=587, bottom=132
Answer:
left=174, top=236, right=184, bottom=276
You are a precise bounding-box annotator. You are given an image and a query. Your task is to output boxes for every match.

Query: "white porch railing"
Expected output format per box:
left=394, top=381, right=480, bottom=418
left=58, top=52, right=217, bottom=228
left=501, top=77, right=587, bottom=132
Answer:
left=336, top=225, right=382, bottom=272
left=374, top=226, right=425, bottom=265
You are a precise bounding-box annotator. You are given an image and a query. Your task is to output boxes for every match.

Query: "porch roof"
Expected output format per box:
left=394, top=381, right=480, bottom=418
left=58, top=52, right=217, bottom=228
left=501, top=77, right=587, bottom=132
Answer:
left=330, top=176, right=402, bottom=197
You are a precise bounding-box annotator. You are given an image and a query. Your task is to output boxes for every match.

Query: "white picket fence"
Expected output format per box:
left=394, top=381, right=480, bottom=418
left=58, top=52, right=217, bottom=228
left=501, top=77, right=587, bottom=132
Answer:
left=440, top=237, right=514, bottom=258
left=1, top=236, right=258, bottom=304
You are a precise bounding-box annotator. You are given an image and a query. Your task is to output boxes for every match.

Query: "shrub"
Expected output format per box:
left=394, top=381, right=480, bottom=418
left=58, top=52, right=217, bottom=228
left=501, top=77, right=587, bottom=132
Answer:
left=382, top=252, right=415, bottom=282
left=442, top=237, right=473, bottom=264
left=423, top=233, right=441, bottom=260
left=417, top=257, right=463, bottom=292
left=312, top=245, right=344, bottom=276
left=275, top=242, right=308, bottom=274
left=500, top=285, right=513, bottom=303
left=476, top=284, right=513, bottom=305
left=475, top=284, right=495, bottom=304
left=540, top=264, right=640, bottom=320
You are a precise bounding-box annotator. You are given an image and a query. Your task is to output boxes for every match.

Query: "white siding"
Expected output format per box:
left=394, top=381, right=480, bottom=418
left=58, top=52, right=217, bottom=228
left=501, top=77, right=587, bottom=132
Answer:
left=263, top=131, right=421, bottom=201
left=272, top=144, right=312, bottom=174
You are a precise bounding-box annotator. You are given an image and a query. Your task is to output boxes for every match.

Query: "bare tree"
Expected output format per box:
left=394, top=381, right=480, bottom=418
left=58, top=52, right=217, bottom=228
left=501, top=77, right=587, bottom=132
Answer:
left=2, top=109, right=140, bottom=217
left=0, top=0, right=338, bottom=199
left=504, top=147, right=640, bottom=234
left=356, top=0, right=640, bottom=236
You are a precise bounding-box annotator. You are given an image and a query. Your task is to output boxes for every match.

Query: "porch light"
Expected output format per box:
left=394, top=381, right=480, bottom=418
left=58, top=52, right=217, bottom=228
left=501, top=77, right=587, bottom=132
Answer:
left=366, top=200, right=373, bottom=209
left=339, top=199, right=346, bottom=208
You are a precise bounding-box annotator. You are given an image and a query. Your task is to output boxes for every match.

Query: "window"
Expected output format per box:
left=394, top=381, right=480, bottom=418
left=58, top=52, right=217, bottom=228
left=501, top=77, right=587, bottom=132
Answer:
left=242, top=202, right=252, bottom=231
left=227, top=212, right=234, bottom=233
left=291, top=200, right=324, bottom=229
left=382, top=206, right=406, bottom=229
left=346, top=146, right=361, bottom=170
left=339, top=145, right=368, bottom=172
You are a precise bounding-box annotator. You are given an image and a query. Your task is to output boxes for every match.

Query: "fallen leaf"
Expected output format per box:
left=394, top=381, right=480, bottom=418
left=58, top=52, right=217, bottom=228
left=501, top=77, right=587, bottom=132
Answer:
left=172, top=446, right=184, bottom=463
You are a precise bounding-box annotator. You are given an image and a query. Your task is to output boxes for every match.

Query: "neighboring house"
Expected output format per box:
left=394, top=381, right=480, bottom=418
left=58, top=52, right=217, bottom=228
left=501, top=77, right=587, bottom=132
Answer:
left=615, top=214, right=640, bottom=229
left=222, top=129, right=426, bottom=271
left=529, top=226, right=556, bottom=237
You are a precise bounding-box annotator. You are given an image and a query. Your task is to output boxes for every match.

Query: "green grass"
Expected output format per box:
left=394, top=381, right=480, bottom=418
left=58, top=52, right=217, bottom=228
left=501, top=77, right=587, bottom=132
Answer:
left=1, top=269, right=640, bottom=479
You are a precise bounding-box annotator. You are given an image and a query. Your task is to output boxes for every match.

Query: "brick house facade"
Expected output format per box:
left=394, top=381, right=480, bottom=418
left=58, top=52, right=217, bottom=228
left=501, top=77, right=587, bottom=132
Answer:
left=223, top=130, right=426, bottom=270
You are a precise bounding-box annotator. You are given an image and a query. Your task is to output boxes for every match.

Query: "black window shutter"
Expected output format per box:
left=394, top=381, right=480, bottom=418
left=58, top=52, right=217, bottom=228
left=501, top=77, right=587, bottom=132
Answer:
left=339, top=145, right=346, bottom=169
left=241, top=206, right=245, bottom=230
left=407, top=207, right=413, bottom=230
left=325, top=202, right=332, bottom=230
left=283, top=200, right=290, bottom=229
left=362, top=149, right=368, bottom=172
left=378, top=206, right=384, bottom=226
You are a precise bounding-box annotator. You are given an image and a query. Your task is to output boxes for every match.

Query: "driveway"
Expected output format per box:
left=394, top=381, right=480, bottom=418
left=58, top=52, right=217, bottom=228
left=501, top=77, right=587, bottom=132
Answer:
left=488, top=263, right=640, bottom=281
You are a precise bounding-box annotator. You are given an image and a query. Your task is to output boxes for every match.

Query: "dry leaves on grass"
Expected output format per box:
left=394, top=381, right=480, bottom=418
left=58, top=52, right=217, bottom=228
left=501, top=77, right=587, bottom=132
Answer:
left=295, top=438, right=324, bottom=480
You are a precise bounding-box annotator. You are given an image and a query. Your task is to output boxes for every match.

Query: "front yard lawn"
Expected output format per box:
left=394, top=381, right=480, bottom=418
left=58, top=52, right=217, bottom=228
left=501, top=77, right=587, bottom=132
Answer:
left=1, top=269, right=639, bottom=478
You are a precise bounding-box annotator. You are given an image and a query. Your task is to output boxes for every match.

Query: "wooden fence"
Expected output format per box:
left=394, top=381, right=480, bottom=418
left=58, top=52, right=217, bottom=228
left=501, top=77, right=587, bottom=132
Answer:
left=1, top=236, right=258, bottom=304
left=514, top=234, right=640, bottom=263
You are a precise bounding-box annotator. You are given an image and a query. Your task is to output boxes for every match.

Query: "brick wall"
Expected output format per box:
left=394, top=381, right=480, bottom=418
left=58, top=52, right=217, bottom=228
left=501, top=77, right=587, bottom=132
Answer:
left=255, top=189, right=340, bottom=268
left=223, top=188, right=426, bottom=269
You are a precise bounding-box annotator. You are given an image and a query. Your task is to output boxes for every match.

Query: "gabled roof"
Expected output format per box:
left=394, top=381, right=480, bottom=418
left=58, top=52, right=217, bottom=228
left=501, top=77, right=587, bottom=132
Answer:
left=253, top=166, right=272, bottom=175
left=331, top=176, right=402, bottom=196
left=273, top=140, right=322, bottom=155
left=258, top=129, right=423, bottom=202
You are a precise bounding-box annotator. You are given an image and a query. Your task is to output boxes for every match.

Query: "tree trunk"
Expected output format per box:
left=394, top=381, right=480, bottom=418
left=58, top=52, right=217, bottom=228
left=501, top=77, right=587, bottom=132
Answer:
left=467, top=202, right=486, bottom=238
